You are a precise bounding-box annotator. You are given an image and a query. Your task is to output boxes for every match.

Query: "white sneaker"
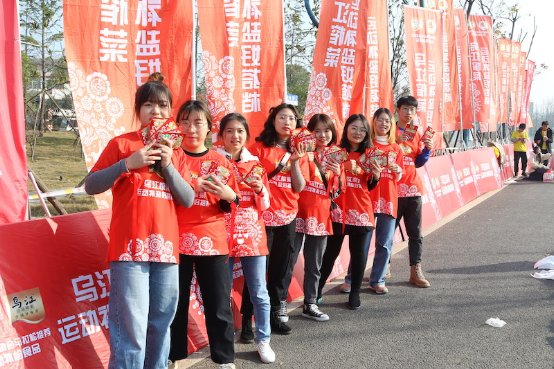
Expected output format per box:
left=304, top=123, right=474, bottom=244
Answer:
left=302, top=303, right=330, bottom=322
left=257, top=340, right=276, bottom=363
left=277, top=300, right=289, bottom=323
left=219, top=363, right=236, bottom=369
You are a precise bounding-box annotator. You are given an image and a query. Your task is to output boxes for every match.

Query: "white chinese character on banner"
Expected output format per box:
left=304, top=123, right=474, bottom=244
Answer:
left=136, top=30, right=161, bottom=56
left=242, top=91, right=261, bottom=112
left=333, top=1, right=348, bottom=24
left=324, top=47, right=341, bottom=67
left=241, top=45, right=261, bottom=66
left=57, top=315, right=81, bottom=344
left=340, top=65, right=354, bottom=84
left=98, top=305, right=109, bottom=329
left=416, top=83, right=428, bottom=97
left=368, top=30, right=378, bottom=45
left=95, top=269, right=110, bottom=299
left=242, top=0, right=261, bottom=20
left=369, top=74, right=378, bottom=89
left=22, top=346, right=32, bottom=359
left=368, top=45, right=378, bottom=59
left=100, top=0, right=129, bottom=26
left=99, top=28, right=128, bottom=62
left=370, top=90, right=379, bottom=103
left=368, top=18, right=377, bottom=30
left=341, top=48, right=355, bottom=65
left=242, top=22, right=261, bottom=43
left=224, top=0, right=240, bottom=18
left=242, top=68, right=261, bottom=89
left=369, top=60, right=378, bottom=74
left=344, top=29, right=357, bottom=47
left=135, top=59, right=161, bottom=85
left=226, top=21, right=240, bottom=47
left=136, top=0, right=161, bottom=26
left=329, top=25, right=346, bottom=46
left=72, top=274, right=98, bottom=302
left=341, top=83, right=352, bottom=101
left=79, top=310, right=101, bottom=337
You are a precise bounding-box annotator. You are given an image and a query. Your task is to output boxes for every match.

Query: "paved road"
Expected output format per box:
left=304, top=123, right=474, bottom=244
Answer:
left=183, top=181, right=554, bottom=369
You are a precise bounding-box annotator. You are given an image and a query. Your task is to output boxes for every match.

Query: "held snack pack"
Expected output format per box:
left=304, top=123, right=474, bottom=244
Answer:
left=141, top=116, right=184, bottom=149
left=200, top=160, right=231, bottom=184
left=316, top=145, right=348, bottom=167
left=423, top=126, right=435, bottom=141
left=358, top=148, right=387, bottom=173
left=244, top=162, right=266, bottom=185
left=290, top=128, right=317, bottom=152
left=403, top=123, right=419, bottom=141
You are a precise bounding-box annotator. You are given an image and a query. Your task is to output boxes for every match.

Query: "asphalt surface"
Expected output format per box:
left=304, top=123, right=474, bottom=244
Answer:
left=183, top=181, right=554, bottom=369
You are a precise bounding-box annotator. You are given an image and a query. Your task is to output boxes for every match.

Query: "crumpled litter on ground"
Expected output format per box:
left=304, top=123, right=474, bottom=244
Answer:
left=531, top=269, right=554, bottom=280
left=485, top=318, right=507, bottom=328
left=534, top=255, right=554, bottom=270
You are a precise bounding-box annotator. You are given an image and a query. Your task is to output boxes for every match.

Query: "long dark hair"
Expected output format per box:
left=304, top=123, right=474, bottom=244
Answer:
left=134, top=73, right=172, bottom=116
left=339, top=114, right=371, bottom=154
left=255, top=103, right=301, bottom=148
left=307, top=114, right=337, bottom=146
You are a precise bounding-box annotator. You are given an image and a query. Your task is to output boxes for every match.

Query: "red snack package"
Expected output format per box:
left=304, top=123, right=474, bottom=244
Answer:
left=423, top=126, right=435, bottom=140
left=387, top=151, right=398, bottom=167
left=290, top=128, right=317, bottom=152
left=403, top=123, right=418, bottom=141
left=244, top=163, right=266, bottom=185
left=141, top=117, right=184, bottom=149
left=202, top=161, right=231, bottom=183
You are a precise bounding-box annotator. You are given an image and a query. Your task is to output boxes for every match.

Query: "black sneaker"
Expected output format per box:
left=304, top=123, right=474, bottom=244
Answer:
left=270, top=311, right=291, bottom=335
left=347, top=291, right=361, bottom=310
left=302, top=303, right=330, bottom=321
left=240, top=315, right=254, bottom=343
left=277, top=300, right=289, bottom=323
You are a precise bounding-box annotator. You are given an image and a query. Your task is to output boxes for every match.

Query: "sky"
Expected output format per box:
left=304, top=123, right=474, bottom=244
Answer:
left=507, top=1, right=554, bottom=107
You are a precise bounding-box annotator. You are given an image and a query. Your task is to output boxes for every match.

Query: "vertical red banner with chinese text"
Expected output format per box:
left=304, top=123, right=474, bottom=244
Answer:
left=518, top=59, right=535, bottom=126
left=467, top=15, right=496, bottom=132
left=508, top=41, right=521, bottom=126
left=364, top=0, right=393, bottom=116
left=454, top=8, right=473, bottom=130
left=404, top=6, right=444, bottom=137
left=64, top=0, right=193, bottom=208
left=514, top=51, right=527, bottom=125
left=197, top=0, right=285, bottom=143
left=304, top=0, right=369, bottom=137
left=497, top=38, right=512, bottom=123
left=0, top=1, right=28, bottom=224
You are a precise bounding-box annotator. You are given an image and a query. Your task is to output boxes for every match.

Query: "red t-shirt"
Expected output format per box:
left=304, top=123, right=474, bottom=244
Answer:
left=91, top=131, right=188, bottom=263
left=331, top=151, right=375, bottom=228
left=176, top=149, right=239, bottom=256
left=370, top=141, right=404, bottom=218
left=249, top=142, right=309, bottom=227
left=296, top=152, right=336, bottom=236
left=396, top=127, right=425, bottom=197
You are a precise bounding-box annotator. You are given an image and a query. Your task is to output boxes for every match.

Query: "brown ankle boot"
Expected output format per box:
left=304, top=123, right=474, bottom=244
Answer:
left=409, top=263, right=430, bottom=288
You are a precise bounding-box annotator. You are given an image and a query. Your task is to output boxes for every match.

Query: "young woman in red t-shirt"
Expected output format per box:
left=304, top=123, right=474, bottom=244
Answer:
left=169, top=101, right=239, bottom=368
left=317, top=114, right=381, bottom=310
left=295, top=114, right=341, bottom=322
left=248, top=103, right=309, bottom=334
left=368, top=108, right=404, bottom=295
left=215, top=112, right=275, bottom=364
left=85, top=74, right=195, bottom=369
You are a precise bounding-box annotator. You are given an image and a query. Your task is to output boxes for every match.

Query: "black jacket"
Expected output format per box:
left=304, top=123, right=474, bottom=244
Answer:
left=534, top=127, right=553, bottom=153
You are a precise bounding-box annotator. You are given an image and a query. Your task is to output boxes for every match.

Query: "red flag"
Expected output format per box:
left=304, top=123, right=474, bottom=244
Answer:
left=468, top=15, right=497, bottom=132
left=197, top=0, right=285, bottom=142
left=64, top=0, right=194, bottom=207
left=0, top=1, right=28, bottom=224
left=404, top=6, right=443, bottom=135
left=305, top=0, right=370, bottom=136
left=454, top=8, right=473, bottom=130
left=508, top=41, right=521, bottom=125
left=518, top=59, right=535, bottom=126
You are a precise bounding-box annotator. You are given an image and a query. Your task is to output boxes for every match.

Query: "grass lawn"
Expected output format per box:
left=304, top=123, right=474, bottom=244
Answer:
left=27, top=130, right=97, bottom=218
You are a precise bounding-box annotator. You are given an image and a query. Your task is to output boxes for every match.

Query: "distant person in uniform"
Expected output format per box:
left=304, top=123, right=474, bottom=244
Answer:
left=511, top=123, right=529, bottom=177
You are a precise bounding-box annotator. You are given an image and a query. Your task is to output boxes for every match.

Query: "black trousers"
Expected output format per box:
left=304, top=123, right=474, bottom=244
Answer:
left=318, top=224, right=372, bottom=294
left=514, top=151, right=528, bottom=175
left=396, top=196, right=423, bottom=266
left=170, top=254, right=235, bottom=364
left=242, top=220, right=297, bottom=314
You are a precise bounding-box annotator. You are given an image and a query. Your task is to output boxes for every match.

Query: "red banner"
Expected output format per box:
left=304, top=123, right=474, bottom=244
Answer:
left=0, top=1, right=28, bottom=224
left=497, top=38, right=512, bottom=123
left=424, top=0, right=460, bottom=131
left=468, top=15, right=497, bottom=132
left=197, top=0, right=285, bottom=143
left=518, top=59, right=535, bottom=125
left=450, top=150, right=479, bottom=204
left=404, top=6, right=443, bottom=135
left=454, top=8, right=473, bottom=130
left=514, top=51, right=527, bottom=125
left=508, top=41, right=521, bottom=125
left=423, top=155, right=464, bottom=218
left=364, top=1, right=393, bottom=115
left=304, top=0, right=369, bottom=135
left=64, top=0, right=194, bottom=207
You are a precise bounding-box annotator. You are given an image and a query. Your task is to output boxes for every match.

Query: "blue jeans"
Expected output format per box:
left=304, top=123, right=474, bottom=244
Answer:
left=369, top=214, right=396, bottom=286
left=108, top=261, right=179, bottom=369
left=230, top=256, right=271, bottom=343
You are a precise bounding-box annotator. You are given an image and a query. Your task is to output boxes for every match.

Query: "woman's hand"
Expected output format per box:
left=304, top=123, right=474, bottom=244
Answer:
left=389, top=163, right=403, bottom=174
left=197, top=175, right=236, bottom=202
left=246, top=176, right=264, bottom=194
left=370, top=160, right=383, bottom=180
left=125, top=143, right=161, bottom=170
left=155, top=138, right=175, bottom=169
left=325, top=157, right=341, bottom=175
left=290, top=141, right=308, bottom=162
left=422, top=138, right=433, bottom=150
